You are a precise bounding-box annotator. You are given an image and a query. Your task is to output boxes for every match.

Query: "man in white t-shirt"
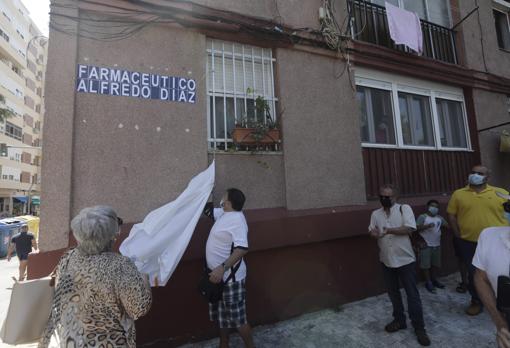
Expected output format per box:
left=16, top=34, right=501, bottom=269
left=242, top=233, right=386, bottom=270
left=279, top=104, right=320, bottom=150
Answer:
left=369, top=184, right=430, bottom=346
left=473, top=191, right=510, bottom=348
left=205, top=188, right=254, bottom=348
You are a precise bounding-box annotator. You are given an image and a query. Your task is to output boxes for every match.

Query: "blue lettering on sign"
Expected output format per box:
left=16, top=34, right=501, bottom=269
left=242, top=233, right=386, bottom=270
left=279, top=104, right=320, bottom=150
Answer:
left=76, top=64, right=197, bottom=104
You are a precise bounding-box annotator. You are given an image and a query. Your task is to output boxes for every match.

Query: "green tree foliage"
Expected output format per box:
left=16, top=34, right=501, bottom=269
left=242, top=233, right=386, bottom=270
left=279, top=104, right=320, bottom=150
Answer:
left=0, top=94, right=14, bottom=123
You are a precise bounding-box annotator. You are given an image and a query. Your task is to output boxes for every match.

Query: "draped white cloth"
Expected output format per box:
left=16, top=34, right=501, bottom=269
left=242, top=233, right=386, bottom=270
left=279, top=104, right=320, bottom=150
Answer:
left=386, top=2, right=423, bottom=54
left=119, top=162, right=215, bottom=287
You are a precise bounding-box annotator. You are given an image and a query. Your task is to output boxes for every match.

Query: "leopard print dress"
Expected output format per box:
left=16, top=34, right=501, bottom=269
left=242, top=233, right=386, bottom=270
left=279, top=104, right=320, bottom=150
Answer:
left=38, top=249, right=152, bottom=348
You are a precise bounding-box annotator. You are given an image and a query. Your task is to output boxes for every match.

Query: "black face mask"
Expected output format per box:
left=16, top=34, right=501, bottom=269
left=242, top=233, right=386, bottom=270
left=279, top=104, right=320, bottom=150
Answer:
left=380, top=196, right=393, bottom=208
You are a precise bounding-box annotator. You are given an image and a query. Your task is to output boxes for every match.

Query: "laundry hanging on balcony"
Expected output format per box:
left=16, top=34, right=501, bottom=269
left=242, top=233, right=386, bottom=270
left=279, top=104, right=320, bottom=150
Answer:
left=385, top=2, right=423, bottom=54
left=120, top=161, right=215, bottom=287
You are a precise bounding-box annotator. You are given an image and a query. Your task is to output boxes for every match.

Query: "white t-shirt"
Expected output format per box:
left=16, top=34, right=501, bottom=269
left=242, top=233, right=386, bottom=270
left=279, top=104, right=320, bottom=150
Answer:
left=368, top=204, right=417, bottom=268
left=473, top=226, right=510, bottom=296
left=206, top=208, right=249, bottom=282
left=416, top=214, right=448, bottom=247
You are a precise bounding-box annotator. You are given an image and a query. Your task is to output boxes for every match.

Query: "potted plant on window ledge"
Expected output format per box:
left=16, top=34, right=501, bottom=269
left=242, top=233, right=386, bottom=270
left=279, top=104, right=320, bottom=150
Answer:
left=232, top=91, right=281, bottom=148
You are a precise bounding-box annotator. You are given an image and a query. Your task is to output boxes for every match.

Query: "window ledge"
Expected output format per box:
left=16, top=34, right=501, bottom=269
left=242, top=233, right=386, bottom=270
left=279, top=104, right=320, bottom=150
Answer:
left=499, top=48, right=510, bottom=54
left=208, top=150, right=283, bottom=156
left=361, top=144, right=474, bottom=152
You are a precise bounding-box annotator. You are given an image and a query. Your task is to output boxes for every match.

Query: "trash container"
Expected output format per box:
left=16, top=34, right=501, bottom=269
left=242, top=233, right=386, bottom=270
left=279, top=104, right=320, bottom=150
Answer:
left=0, top=218, right=27, bottom=258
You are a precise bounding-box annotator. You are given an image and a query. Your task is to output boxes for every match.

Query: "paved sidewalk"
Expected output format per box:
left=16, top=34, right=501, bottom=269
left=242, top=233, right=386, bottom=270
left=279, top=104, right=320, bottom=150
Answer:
left=0, top=260, right=495, bottom=348
left=0, top=258, right=38, bottom=348
left=181, top=274, right=495, bottom=348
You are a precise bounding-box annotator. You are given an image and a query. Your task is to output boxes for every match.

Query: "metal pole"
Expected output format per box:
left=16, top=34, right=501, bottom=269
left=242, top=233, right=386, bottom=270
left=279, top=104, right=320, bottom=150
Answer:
left=27, top=182, right=34, bottom=215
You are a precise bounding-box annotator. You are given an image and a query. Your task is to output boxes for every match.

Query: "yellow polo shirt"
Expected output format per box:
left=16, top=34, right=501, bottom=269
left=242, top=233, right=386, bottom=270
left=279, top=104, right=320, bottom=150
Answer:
left=447, top=185, right=509, bottom=242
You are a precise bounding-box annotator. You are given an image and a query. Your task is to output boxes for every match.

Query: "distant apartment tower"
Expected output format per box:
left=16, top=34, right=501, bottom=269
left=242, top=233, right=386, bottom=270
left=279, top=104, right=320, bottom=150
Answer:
left=0, top=0, right=46, bottom=216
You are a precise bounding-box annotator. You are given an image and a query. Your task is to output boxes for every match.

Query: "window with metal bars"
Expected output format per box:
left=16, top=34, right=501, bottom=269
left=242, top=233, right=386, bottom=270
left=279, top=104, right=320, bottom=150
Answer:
left=206, top=39, right=278, bottom=151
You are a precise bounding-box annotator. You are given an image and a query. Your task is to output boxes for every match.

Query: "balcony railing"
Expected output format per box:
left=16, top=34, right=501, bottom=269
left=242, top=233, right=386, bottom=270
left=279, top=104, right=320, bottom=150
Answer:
left=348, top=0, right=458, bottom=64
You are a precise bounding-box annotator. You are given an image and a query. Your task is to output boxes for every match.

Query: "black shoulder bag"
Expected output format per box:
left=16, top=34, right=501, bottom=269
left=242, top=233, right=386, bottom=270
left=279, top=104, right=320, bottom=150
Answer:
left=198, top=244, right=242, bottom=303
left=400, top=204, right=427, bottom=253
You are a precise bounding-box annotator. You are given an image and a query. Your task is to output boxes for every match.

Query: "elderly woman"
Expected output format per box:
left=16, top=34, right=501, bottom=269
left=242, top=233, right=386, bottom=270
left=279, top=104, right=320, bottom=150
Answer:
left=39, top=206, right=152, bottom=348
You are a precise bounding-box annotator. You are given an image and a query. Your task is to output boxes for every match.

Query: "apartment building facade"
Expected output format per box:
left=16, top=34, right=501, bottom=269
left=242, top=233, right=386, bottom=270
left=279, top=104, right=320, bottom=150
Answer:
left=32, top=0, right=510, bottom=345
left=0, top=0, right=46, bottom=216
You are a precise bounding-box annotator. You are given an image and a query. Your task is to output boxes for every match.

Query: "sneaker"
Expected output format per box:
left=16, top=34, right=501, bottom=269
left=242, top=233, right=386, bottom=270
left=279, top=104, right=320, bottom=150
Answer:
left=456, top=282, right=467, bottom=293
left=432, top=279, right=445, bottom=289
left=466, top=302, right=482, bottom=316
left=415, top=329, right=431, bottom=346
left=425, top=281, right=436, bottom=294
left=384, top=320, right=407, bottom=333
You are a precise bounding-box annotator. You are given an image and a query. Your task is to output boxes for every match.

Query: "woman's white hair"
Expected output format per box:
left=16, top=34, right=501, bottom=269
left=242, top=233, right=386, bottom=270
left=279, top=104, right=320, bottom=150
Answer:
left=71, top=205, right=119, bottom=255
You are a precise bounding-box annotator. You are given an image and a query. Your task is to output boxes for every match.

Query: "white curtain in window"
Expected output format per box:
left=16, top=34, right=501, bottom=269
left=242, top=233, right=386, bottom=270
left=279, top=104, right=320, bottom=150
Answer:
left=427, top=0, right=450, bottom=27
left=398, top=92, right=435, bottom=146
left=402, top=0, right=427, bottom=20
left=436, top=99, right=467, bottom=148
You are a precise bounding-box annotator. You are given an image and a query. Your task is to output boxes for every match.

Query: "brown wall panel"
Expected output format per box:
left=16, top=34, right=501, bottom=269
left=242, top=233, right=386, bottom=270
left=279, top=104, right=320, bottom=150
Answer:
left=363, top=148, right=476, bottom=199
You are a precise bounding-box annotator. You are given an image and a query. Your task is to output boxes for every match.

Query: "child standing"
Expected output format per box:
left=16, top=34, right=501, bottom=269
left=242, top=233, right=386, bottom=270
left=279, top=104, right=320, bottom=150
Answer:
left=416, top=200, right=449, bottom=293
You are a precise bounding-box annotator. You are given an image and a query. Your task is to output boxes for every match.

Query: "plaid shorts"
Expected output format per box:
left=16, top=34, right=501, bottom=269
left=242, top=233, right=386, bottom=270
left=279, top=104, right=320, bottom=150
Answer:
left=209, top=279, right=247, bottom=329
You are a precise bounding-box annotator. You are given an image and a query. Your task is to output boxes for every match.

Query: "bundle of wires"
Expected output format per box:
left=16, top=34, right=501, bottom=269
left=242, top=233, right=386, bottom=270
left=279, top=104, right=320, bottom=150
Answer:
left=50, top=1, right=178, bottom=42
left=319, top=0, right=344, bottom=51
left=49, top=0, right=292, bottom=43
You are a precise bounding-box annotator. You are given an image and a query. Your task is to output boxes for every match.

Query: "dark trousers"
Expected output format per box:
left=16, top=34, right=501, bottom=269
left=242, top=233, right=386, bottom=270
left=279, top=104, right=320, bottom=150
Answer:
left=456, top=238, right=480, bottom=304
left=382, top=262, right=425, bottom=330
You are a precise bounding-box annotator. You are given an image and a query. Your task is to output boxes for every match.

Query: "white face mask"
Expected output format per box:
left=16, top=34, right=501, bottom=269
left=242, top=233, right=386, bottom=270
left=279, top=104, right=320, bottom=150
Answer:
left=428, top=206, right=439, bottom=215
left=468, top=173, right=486, bottom=186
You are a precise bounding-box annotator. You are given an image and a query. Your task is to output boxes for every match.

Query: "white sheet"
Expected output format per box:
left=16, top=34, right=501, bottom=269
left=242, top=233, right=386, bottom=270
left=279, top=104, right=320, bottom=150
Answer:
left=119, top=161, right=215, bottom=287
left=386, top=2, right=423, bottom=54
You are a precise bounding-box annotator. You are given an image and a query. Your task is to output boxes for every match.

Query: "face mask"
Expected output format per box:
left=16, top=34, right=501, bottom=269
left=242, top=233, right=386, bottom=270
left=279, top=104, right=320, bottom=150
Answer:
left=380, top=196, right=393, bottom=208
left=428, top=206, right=439, bottom=215
left=505, top=212, right=510, bottom=224
left=468, top=173, right=486, bottom=186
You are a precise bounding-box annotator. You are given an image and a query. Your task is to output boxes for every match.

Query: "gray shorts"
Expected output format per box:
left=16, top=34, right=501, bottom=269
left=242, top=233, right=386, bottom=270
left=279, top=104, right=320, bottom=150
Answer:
left=420, top=246, right=441, bottom=269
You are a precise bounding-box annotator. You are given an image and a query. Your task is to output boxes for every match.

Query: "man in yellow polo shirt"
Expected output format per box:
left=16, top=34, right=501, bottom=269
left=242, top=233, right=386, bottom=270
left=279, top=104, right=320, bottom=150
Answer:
left=447, top=165, right=509, bottom=316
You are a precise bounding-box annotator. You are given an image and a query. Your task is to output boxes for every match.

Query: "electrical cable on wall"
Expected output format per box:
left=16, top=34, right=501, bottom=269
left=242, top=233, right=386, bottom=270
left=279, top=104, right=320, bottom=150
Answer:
left=50, top=0, right=351, bottom=59
left=318, top=0, right=357, bottom=89
left=474, top=0, right=489, bottom=72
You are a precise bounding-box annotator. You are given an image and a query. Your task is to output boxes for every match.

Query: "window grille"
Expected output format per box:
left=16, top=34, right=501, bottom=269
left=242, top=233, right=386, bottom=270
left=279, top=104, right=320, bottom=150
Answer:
left=206, top=39, right=277, bottom=150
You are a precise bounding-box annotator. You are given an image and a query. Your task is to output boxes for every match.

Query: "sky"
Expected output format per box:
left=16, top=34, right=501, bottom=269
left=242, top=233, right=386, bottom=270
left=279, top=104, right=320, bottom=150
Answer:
left=21, top=0, right=50, bottom=37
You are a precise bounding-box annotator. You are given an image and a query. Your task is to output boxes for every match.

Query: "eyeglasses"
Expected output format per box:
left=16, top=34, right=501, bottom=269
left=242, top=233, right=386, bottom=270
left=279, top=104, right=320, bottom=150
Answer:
left=379, top=195, right=393, bottom=199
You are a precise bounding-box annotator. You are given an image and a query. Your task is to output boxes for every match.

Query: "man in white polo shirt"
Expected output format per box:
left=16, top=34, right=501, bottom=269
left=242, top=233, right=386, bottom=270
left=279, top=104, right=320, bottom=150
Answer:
left=205, top=188, right=254, bottom=348
left=369, top=184, right=430, bottom=346
left=473, top=191, right=510, bottom=348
